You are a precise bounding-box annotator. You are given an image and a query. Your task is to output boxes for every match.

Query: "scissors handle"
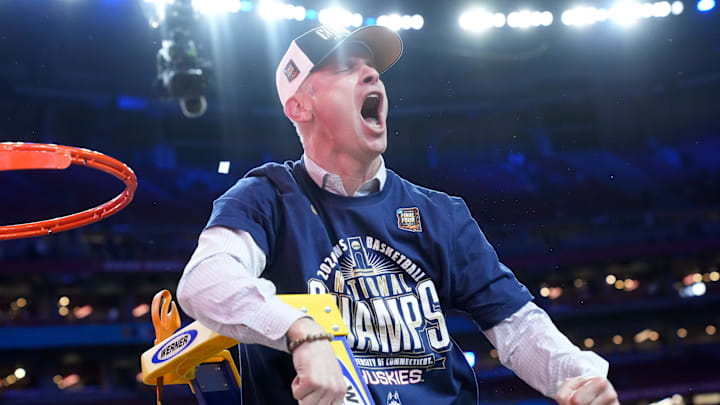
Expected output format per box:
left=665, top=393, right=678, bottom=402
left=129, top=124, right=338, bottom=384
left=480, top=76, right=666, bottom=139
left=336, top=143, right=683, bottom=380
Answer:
left=151, top=289, right=181, bottom=346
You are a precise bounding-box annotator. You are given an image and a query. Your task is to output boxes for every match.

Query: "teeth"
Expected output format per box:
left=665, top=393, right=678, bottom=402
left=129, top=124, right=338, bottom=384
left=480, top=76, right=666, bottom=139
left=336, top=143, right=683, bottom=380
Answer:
left=364, top=117, right=380, bottom=126
left=361, top=92, right=382, bottom=128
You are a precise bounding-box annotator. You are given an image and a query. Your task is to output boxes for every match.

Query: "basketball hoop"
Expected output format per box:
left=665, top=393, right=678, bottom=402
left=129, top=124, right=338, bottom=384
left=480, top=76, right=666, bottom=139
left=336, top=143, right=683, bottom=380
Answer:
left=0, top=142, right=137, bottom=240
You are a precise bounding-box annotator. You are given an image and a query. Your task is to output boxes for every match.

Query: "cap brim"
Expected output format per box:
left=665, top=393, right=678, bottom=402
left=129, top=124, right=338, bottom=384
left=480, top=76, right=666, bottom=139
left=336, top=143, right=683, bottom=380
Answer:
left=317, top=25, right=403, bottom=74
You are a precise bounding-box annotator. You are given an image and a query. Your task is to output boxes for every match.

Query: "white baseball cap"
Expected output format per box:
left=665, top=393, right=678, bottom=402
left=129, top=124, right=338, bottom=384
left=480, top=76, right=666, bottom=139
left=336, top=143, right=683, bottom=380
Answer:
left=275, top=25, right=403, bottom=107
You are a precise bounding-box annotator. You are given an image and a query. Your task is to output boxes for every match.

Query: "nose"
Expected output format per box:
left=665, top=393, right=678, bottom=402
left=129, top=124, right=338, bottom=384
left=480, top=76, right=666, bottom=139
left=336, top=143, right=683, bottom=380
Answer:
left=361, top=64, right=379, bottom=85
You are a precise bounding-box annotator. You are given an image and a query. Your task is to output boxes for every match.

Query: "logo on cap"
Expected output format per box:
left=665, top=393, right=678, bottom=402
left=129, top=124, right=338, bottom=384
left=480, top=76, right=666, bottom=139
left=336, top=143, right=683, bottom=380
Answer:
left=315, top=26, right=348, bottom=40
left=284, top=59, right=300, bottom=83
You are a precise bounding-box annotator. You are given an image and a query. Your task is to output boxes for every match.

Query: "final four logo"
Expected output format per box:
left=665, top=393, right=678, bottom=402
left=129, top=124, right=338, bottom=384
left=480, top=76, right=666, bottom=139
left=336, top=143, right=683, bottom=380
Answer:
left=396, top=207, right=422, bottom=232
left=284, top=59, right=300, bottom=83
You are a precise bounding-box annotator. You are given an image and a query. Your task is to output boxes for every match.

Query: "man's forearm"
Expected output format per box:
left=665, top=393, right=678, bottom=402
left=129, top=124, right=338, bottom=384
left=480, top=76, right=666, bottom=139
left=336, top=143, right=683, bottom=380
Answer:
left=177, top=253, right=308, bottom=351
left=177, top=227, right=307, bottom=352
left=482, top=302, right=609, bottom=397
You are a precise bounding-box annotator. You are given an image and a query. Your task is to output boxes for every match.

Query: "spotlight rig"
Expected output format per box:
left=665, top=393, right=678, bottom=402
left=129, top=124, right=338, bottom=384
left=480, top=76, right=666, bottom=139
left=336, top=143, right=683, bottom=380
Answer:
left=153, top=0, right=212, bottom=118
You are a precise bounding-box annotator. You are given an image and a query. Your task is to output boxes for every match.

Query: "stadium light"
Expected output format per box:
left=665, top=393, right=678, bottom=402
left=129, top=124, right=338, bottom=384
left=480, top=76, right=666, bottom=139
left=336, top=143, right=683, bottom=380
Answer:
left=697, top=0, right=716, bottom=11
left=671, top=0, right=685, bottom=13
left=141, top=0, right=424, bottom=29
left=562, top=7, right=606, bottom=26
left=653, top=1, right=672, bottom=16
left=401, top=14, right=413, bottom=30
left=641, top=2, right=656, bottom=17
left=506, top=9, right=553, bottom=29
left=692, top=282, right=706, bottom=296
left=133, top=303, right=150, bottom=318
left=73, top=305, right=94, bottom=319
left=561, top=2, right=676, bottom=26
left=610, top=1, right=643, bottom=26
left=459, top=9, right=503, bottom=32
left=540, top=11, right=554, bottom=26
left=634, top=328, right=656, bottom=343
left=144, top=0, right=251, bottom=20
left=293, top=5, right=306, bottom=21
left=679, top=282, right=706, bottom=297
left=58, top=374, right=80, bottom=390
left=528, top=11, right=543, bottom=26
left=191, top=0, right=241, bottom=15
left=411, top=14, right=424, bottom=30
left=258, top=0, right=283, bottom=20
left=376, top=14, right=425, bottom=31
left=318, top=7, right=363, bottom=28
left=377, top=13, right=424, bottom=31
left=507, top=10, right=532, bottom=28
left=259, top=1, right=308, bottom=21
left=377, top=14, right=400, bottom=31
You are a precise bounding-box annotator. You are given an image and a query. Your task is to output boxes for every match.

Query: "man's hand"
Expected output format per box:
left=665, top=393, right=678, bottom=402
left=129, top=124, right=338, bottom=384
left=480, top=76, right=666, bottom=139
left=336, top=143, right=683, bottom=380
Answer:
left=287, top=317, right=347, bottom=405
left=556, top=376, right=619, bottom=405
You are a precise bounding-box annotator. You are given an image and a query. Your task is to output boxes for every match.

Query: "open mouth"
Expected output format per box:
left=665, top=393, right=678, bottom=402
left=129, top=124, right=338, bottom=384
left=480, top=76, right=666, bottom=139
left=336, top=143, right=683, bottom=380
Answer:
left=361, top=92, right=382, bottom=128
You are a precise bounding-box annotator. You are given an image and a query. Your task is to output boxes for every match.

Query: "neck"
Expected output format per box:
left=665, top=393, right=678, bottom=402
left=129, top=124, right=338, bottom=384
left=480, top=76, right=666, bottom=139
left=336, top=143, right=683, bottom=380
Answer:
left=305, top=148, right=381, bottom=196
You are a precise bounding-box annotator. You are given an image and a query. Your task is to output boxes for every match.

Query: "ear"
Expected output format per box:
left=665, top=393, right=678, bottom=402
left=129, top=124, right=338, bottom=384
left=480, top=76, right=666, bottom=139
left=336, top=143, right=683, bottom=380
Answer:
left=284, top=93, right=313, bottom=124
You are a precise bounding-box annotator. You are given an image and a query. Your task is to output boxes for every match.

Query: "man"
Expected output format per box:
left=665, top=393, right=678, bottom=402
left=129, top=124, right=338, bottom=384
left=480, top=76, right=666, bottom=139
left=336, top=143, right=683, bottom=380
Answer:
left=177, top=25, right=619, bottom=405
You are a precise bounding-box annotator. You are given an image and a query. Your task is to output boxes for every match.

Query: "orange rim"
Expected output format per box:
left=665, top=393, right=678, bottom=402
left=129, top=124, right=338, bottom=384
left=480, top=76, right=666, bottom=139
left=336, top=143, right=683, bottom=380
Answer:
left=0, top=142, right=137, bottom=240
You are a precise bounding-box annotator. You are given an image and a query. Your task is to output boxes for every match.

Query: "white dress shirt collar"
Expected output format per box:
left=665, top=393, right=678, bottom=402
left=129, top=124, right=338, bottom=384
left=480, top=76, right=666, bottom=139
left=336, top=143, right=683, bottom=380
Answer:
left=302, top=154, right=387, bottom=197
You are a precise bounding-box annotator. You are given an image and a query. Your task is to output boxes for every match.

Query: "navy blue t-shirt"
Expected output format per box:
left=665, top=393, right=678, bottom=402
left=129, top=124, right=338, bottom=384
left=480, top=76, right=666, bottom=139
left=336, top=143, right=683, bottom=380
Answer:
left=205, top=160, right=533, bottom=405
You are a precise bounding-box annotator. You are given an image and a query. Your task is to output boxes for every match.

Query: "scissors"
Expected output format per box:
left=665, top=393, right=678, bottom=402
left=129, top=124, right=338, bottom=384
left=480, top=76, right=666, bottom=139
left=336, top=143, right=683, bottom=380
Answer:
left=151, top=289, right=181, bottom=405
